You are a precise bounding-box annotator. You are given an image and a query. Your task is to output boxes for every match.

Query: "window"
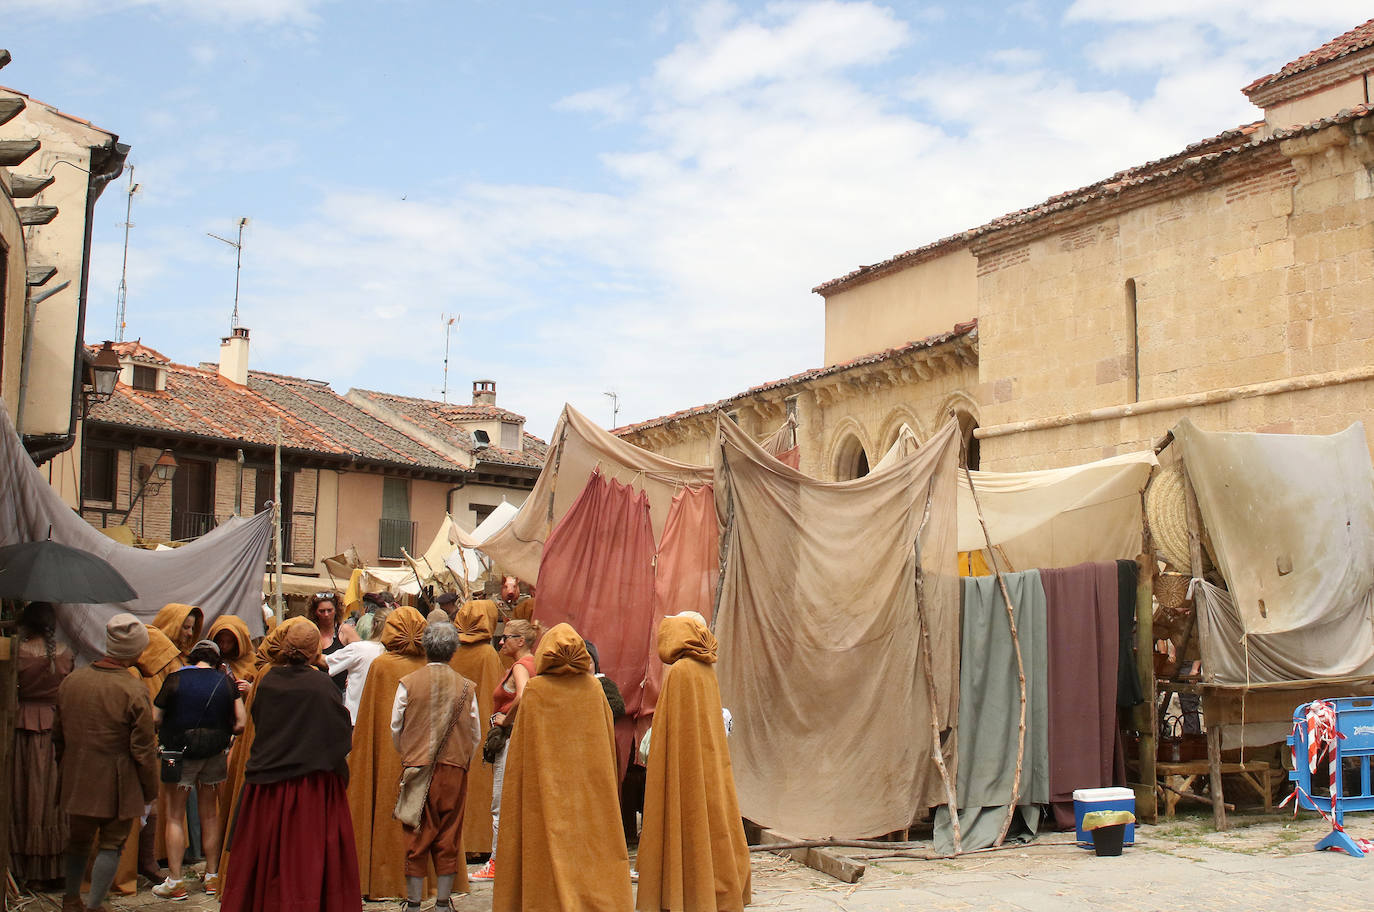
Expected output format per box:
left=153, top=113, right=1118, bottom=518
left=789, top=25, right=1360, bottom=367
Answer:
left=833, top=434, right=870, bottom=481
left=82, top=446, right=118, bottom=503
left=255, top=468, right=295, bottom=562
left=132, top=365, right=157, bottom=391
left=500, top=421, right=521, bottom=450
left=379, top=477, right=414, bottom=560
left=472, top=429, right=491, bottom=446
left=171, top=457, right=216, bottom=540
left=785, top=395, right=798, bottom=421
left=471, top=502, right=495, bottom=526
left=1126, top=278, right=1139, bottom=403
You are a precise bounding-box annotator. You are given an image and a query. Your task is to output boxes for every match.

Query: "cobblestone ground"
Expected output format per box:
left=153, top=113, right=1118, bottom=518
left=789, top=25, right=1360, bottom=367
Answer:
left=15, top=811, right=1374, bottom=911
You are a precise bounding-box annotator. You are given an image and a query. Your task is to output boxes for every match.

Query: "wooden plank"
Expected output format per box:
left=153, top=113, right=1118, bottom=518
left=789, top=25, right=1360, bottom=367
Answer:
left=0, top=96, right=24, bottom=127
left=17, top=205, right=57, bottom=226
left=1135, top=548, right=1157, bottom=823
left=1206, top=723, right=1227, bottom=830
left=10, top=173, right=53, bottom=198
left=26, top=264, right=55, bottom=286
left=757, top=828, right=866, bottom=884
left=0, top=139, right=38, bottom=166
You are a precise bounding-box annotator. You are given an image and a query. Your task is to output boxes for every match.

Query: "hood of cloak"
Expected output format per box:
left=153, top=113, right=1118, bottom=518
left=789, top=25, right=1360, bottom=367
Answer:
left=381, top=606, right=427, bottom=656
left=657, top=613, right=718, bottom=666
left=534, top=622, right=593, bottom=676
left=455, top=600, right=494, bottom=644
left=207, top=615, right=257, bottom=677
left=152, top=602, right=203, bottom=655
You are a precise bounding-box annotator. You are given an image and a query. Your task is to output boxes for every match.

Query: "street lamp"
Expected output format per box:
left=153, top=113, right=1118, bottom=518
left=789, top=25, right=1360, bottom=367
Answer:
left=123, top=448, right=178, bottom=519
left=81, top=340, right=122, bottom=416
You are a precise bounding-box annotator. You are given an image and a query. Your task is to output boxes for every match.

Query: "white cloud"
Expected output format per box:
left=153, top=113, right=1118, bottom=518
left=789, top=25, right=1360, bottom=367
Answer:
left=1066, top=0, right=1368, bottom=28
left=100, top=2, right=1374, bottom=438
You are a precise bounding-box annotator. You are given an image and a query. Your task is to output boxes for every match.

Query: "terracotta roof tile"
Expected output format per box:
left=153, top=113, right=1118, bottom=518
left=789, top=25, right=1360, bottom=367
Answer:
left=1243, top=19, right=1374, bottom=95
left=614, top=321, right=978, bottom=435
left=814, top=103, right=1374, bottom=295
left=85, top=350, right=469, bottom=475
left=349, top=389, right=548, bottom=469
left=0, top=84, right=116, bottom=136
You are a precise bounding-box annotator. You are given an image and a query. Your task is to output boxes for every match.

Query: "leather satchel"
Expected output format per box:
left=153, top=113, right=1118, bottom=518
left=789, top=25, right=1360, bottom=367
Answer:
left=393, top=680, right=472, bottom=829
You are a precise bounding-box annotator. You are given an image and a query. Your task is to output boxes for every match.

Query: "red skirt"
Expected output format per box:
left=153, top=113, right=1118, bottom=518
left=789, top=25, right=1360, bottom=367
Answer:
left=220, top=771, right=361, bottom=912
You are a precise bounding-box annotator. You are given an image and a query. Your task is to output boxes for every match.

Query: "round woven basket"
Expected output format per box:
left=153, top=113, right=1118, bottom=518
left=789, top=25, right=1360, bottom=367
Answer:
left=1145, top=463, right=1191, bottom=572
left=1155, top=571, right=1191, bottom=610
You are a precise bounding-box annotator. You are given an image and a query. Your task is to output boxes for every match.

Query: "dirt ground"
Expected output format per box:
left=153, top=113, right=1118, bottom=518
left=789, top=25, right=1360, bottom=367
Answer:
left=13, top=810, right=1373, bottom=912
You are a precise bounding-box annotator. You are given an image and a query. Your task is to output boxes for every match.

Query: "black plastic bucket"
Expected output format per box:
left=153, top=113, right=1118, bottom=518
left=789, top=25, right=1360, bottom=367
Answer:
left=1092, top=824, right=1125, bottom=857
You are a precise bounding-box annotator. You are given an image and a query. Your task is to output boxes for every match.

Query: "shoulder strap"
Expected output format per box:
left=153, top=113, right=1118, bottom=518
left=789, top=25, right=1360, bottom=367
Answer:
left=425, top=677, right=473, bottom=767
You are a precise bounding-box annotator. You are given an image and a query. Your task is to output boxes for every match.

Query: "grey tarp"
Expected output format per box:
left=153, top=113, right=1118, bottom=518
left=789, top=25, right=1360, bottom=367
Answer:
left=1174, top=418, right=1374, bottom=637
left=0, top=402, right=272, bottom=661
left=933, top=570, right=1049, bottom=854
left=479, top=404, right=712, bottom=583
left=714, top=416, right=961, bottom=839
left=1194, top=578, right=1374, bottom=685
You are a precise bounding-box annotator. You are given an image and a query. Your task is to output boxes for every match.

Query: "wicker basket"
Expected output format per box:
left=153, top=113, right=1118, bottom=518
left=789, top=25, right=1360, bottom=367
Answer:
left=1155, top=571, right=1191, bottom=611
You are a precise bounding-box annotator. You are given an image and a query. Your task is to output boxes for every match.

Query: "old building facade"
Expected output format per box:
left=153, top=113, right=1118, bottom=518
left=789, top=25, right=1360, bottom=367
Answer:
left=620, top=20, right=1374, bottom=478
left=77, top=330, right=542, bottom=576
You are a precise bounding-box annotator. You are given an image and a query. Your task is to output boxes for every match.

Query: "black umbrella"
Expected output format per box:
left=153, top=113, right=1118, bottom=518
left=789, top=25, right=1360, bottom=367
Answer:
left=0, top=539, right=138, bottom=603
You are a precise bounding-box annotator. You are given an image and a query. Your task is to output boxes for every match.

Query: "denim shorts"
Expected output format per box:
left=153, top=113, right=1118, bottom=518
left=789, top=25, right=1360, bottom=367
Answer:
left=176, top=751, right=228, bottom=789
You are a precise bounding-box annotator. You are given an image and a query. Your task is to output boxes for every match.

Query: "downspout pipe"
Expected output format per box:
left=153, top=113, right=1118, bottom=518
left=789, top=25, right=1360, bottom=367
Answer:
left=26, top=140, right=130, bottom=465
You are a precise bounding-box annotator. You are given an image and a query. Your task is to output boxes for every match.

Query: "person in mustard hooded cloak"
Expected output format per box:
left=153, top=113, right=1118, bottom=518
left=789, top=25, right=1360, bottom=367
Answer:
left=152, top=603, right=203, bottom=664
left=492, top=622, right=632, bottom=912
left=207, top=616, right=259, bottom=686
left=635, top=614, right=751, bottom=912
left=449, top=600, right=503, bottom=857
left=347, top=605, right=429, bottom=900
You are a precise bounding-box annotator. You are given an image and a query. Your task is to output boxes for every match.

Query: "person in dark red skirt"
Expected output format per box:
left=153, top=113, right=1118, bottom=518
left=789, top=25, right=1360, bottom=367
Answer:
left=221, top=618, right=360, bottom=912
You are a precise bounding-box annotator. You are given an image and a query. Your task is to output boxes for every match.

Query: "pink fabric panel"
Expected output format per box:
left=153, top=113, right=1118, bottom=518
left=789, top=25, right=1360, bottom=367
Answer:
left=536, top=471, right=657, bottom=775
left=640, top=485, right=719, bottom=736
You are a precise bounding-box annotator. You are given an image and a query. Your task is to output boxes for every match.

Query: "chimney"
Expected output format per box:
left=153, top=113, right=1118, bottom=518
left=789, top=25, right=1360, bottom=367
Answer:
left=472, top=379, right=496, bottom=407
left=219, top=326, right=250, bottom=385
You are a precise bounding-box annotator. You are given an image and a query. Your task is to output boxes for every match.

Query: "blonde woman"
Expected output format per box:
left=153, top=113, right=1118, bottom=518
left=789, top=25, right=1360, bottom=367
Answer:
left=470, top=618, right=539, bottom=882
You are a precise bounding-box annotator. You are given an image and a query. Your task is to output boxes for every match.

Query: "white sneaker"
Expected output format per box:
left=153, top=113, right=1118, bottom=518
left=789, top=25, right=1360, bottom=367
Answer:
left=152, top=877, right=189, bottom=900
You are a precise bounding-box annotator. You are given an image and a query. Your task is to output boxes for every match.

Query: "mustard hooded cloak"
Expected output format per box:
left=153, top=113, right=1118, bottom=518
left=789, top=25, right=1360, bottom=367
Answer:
left=347, top=606, right=429, bottom=899
left=635, top=615, right=751, bottom=912
left=449, top=600, right=503, bottom=855
left=492, top=623, right=632, bottom=912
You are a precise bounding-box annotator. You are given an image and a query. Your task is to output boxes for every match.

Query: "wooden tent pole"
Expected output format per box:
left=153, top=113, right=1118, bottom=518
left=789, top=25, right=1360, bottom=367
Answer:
left=1135, top=520, right=1159, bottom=823
left=962, top=461, right=1027, bottom=849
left=1179, top=463, right=1226, bottom=830
left=914, top=483, right=960, bottom=854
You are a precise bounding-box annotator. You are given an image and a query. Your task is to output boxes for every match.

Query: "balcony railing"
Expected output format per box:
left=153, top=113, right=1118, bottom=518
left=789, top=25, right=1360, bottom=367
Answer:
left=379, top=518, right=417, bottom=560
left=171, top=510, right=218, bottom=542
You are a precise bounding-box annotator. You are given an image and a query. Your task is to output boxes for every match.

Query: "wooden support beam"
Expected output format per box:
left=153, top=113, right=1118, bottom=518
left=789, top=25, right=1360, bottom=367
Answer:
left=9, top=172, right=53, bottom=198
left=0, top=139, right=39, bottom=167
left=26, top=264, right=55, bottom=286
left=0, top=96, right=24, bottom=127
left=756, top=828, right=866, bottom=884
left=1180, top=464, right=1226, bottom=831
left=17, top=205, right=57, bottom=226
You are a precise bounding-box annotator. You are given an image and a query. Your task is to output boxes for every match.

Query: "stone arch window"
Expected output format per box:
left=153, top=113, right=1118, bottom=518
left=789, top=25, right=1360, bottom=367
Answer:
left=954, top=409, right=980, bottom=470
left=833, top=433, right=870, bottom=480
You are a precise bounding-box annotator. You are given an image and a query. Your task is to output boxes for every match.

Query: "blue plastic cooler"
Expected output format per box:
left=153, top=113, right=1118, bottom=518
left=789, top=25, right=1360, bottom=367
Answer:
left=1073, top=787, right=1136, bottom=848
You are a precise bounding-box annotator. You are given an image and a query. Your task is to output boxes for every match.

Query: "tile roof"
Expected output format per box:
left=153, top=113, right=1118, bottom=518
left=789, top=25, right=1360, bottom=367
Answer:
left=615, top=321, right=978, bottom=435
left=0, top=84, right=116, bottom=137
left=816, top=101, right=1374, bottom=295
left=110, top=340, right=172, bottom=364
left=85, top=353, right=469, bottom=475
left=349, top=389, right=548, bottom=469
left=1243, top=18, right=1374, bottom=94
left=814, top=120, right=1270, bottom=294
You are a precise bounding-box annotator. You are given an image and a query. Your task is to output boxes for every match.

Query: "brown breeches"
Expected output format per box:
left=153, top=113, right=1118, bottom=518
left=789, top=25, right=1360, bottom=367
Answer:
left=404, top=764, right=469, bottom=879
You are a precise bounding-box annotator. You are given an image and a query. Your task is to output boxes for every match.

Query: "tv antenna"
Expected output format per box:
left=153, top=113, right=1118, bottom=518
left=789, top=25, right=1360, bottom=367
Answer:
left=604, top=390, right=620, bottom=428
left=114, top=166, right=140, bottom=341
left=441, top=314, right=460, bottom=402
left=206, top=217, right=249, bottom=331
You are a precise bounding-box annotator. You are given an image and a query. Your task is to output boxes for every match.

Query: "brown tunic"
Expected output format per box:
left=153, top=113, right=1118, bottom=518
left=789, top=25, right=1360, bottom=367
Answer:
left=55, top=663, right=159, bottom=820
left=396, top=664, right=479, bottom=769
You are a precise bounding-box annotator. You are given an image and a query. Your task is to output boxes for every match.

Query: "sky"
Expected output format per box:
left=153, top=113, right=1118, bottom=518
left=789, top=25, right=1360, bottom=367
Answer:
left=7, top=0, right=1370, bottom=439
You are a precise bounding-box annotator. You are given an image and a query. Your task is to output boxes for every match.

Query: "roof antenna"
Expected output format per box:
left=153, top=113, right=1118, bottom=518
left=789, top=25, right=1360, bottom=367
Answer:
left=115, top=166, right=140, bottom=342
left=604, top=390, right=620, bottom=428
left=441, top=313, right=460, bottom=403
left=207, top=216, right=250, bottom=332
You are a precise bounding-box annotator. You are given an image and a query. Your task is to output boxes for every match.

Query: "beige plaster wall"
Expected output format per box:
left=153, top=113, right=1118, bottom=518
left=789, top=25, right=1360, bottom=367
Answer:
left=822, top=247, right=977, bottom=366
left=335, top=471, right=385, bottom=562
left=0, top=98, right=111, bottom=437
left=0, top=184, right=26, bottom=423
left=314, top=469, right=340, bottom=570
left=1264, top=78, right=1368, bottom=134
left=452, top=482, right=530, bottom=533
left=975, top=121, right=1374, bottom=471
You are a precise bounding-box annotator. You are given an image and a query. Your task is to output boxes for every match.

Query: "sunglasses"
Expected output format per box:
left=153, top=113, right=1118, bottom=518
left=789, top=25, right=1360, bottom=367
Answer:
left=313, top=592, right=335, bottom=600
left=497, top=634, right=524, bottom=643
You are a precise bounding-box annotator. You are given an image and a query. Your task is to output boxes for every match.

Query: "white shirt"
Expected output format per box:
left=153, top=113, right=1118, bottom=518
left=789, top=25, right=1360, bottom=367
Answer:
left=325, top=640, right=384, bottom=724
left=390, top=662, right=481, bottom=750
